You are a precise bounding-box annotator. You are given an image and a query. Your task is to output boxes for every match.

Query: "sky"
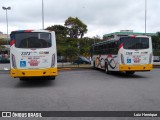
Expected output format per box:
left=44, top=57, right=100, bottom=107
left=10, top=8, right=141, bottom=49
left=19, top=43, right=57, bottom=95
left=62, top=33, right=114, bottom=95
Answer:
left=0, top=0, right=160, bottom=38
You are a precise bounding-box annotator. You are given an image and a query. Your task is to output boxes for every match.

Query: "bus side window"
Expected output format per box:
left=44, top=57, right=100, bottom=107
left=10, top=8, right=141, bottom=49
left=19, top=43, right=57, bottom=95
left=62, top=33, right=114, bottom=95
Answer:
left=113, top=41, right=118, bottom=54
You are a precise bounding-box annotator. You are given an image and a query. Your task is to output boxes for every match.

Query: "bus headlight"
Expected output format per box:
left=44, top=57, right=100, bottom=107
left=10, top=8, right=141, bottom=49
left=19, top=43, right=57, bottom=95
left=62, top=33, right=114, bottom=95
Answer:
left=12, top=54, right=17, bottom=68
left=51, top=54, right=55, bottom=67
left=121, top=54, right=125, bottom=64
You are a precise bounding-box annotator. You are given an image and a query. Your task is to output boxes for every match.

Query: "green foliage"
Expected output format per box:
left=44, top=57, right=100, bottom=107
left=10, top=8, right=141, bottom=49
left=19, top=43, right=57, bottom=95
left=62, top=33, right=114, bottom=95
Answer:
left=46, top=25, right=68, bottom=38
left=0, top=38, right=8, bottom=51
left=64, top=45, right=78, bottom=62
left=64, top=17, right=88, bottom=38
left=0, top=38, right=7, bottom=45
left=0, top=45, right=6, bottom=51
left=45, top=17, right=95, bottom=62
left=152, top=32, right=160, bottom=56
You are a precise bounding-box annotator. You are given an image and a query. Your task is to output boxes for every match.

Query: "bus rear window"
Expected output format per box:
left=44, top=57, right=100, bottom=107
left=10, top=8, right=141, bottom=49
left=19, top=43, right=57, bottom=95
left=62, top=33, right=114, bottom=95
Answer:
left=120, top=37, right=149, bottom=49
left=15, top=33, right=51, bottom=48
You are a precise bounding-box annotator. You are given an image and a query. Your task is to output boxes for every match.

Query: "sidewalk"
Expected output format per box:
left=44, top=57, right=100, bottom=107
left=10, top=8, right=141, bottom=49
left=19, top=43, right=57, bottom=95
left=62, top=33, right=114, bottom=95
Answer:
left=153, top=62, right=160, bottom=68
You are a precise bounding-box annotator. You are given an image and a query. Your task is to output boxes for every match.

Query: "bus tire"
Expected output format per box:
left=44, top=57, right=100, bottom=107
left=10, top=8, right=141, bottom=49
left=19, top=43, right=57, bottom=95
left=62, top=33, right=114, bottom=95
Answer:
left=93, top=61, right=96, bottom=69
left=19, top=78, right=27, bottom=81
left=105, top=62, right=110, bottom=74
left=49, top=76, right=55, bottom=80
left=126, top=71, right=135, bottom=75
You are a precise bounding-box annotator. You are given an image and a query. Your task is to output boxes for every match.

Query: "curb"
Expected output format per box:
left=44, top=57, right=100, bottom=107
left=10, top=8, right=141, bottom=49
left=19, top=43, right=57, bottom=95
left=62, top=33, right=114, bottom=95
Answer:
left=0, top=66, right=159, bottom=74
left=0, top=67, right=92, bottom=74
left=0, top=70, right=10, bottom=74
left=153, top=65, right=160, bottom=68
left=58, top=67, right=92, bottom=71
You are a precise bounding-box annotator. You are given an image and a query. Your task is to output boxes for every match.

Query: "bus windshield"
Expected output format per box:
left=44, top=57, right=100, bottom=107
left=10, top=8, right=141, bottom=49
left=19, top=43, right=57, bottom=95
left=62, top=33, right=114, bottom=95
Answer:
left=120, top=37, right=149, bottom=49
left=15, top=32, right=51, bottom=48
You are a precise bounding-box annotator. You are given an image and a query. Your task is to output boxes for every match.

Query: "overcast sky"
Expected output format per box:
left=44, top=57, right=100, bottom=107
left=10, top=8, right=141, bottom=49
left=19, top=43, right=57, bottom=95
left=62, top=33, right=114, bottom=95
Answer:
left=0, top=0, right=160, bottom=38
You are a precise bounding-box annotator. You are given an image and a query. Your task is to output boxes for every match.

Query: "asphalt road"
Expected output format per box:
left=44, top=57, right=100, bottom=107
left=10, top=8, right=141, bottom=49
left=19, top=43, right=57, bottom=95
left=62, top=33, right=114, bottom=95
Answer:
left=0, top=68, right=160, bottom=120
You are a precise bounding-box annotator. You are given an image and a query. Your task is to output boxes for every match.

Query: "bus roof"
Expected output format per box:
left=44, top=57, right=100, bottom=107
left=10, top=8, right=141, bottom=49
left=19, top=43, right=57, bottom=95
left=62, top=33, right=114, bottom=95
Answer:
left=103, top=32, right=156, bottom=38
left=92, top=39, right=116, bottom=46
left=10, top=29, right=52, bottom=34
left=93, top=35, right=151, bottom=46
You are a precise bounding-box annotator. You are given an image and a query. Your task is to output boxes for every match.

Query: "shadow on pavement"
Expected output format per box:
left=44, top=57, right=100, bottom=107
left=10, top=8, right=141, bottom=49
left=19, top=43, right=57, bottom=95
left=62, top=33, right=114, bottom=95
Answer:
left=15, top=79, right=55, bottom=88
left=93, top=68, right=148, bottom=79
left=109, top=72, right=148, bottom=79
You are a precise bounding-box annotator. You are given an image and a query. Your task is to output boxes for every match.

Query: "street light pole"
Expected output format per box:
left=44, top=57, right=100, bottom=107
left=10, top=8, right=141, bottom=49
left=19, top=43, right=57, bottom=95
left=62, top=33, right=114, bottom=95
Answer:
left=2, top=6, right=11, bottom=55
left=2, top=7, right=11, bottom=38
left=145, top=0, right=147, bottom=34
left=42, top=0, right=44, bottom=29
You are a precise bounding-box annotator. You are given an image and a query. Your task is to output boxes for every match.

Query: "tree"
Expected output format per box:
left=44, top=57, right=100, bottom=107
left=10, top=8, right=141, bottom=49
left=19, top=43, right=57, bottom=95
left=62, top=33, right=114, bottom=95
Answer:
left=152, top=32, right=160, bottom=56
left=0, top=38, right=7, bottom=45
left=64, top=17, right=88, bottom=38
left=46, top=25, right=68, bottom=57
left=46, top=25, right=68, bottom=37
left=64, top=45, right=78, bottom=62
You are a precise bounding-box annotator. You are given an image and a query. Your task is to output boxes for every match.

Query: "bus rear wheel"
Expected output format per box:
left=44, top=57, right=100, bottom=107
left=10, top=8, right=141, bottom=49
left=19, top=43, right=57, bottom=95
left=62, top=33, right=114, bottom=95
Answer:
left=19, top=78, right=27, bottom=81
left=126, top=71, right=135, bottom=75
left=48, top=76, right=55, bottom=80
left=105, top=63, right=110, bottom=74
left=93, top=61, right=96, bottom=69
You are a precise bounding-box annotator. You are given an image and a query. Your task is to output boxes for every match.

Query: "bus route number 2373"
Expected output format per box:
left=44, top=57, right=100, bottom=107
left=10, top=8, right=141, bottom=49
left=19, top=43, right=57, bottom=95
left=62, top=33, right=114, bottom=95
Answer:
left=21, top=52, right=31, bottom=56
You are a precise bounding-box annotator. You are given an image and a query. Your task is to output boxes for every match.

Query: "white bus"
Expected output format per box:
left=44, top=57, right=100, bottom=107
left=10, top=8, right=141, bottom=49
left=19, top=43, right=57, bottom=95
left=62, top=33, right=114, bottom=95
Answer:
left=91, top=34, right=153, bottom=75
left=10, top=30, right=58, bottom=80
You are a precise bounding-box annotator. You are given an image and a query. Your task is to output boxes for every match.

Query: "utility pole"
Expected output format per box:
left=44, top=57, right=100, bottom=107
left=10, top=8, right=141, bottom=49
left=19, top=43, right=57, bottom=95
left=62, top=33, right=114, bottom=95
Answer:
left=42, top=0, right=44, bottom=29
left=2, top=6, right=11, bottom=55
left=145, top=0, right=147, bottom=33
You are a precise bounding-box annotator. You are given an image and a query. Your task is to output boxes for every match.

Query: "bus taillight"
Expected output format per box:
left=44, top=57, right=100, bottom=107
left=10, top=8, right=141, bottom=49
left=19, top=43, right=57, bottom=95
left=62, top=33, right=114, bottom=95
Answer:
left=51, top=54, right=55, bottom=67
left=149, top=53, right=153, bottom=64
left=12, top=54, right=17, bottom=68
left=121, top=54, right=125, bottom=64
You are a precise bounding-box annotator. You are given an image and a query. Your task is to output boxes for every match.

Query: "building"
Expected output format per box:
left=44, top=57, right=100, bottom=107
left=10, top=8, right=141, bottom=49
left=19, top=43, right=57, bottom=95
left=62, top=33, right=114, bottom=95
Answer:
left=0, top=31, right=9, bottom=39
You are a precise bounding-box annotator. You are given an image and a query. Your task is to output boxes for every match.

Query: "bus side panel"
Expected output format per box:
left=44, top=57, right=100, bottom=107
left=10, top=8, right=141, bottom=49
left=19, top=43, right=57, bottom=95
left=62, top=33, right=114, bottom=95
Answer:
left=107, top=55, right=118, bottom=71
left=92, top=54, right=118, bottom=71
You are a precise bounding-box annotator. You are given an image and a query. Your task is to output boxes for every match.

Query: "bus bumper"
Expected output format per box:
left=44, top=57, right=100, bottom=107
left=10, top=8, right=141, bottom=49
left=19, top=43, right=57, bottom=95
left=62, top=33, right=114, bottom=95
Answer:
left=119, top=64, right=153, bottom=71
left=10, top=68, right=58, bottom=78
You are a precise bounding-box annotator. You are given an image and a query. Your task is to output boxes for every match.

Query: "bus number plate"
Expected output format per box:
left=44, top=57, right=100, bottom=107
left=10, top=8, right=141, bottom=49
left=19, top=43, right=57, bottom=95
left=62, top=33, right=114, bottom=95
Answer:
left=21, top=52, right=31, bottom=56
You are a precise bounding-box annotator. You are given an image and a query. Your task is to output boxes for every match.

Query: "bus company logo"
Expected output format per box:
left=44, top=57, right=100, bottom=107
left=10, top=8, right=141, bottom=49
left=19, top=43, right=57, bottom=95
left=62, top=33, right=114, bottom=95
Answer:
left=28, top=60, right=40, bottom=66
left=141, top=52, right=148, bottom=54
left=2, top=112, right=11, bottom=117
left=39, top=51, right=49, bottom=54
left=126, top=52, right=132, bottom=55
left=133, top=57, right=141, bottom=63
